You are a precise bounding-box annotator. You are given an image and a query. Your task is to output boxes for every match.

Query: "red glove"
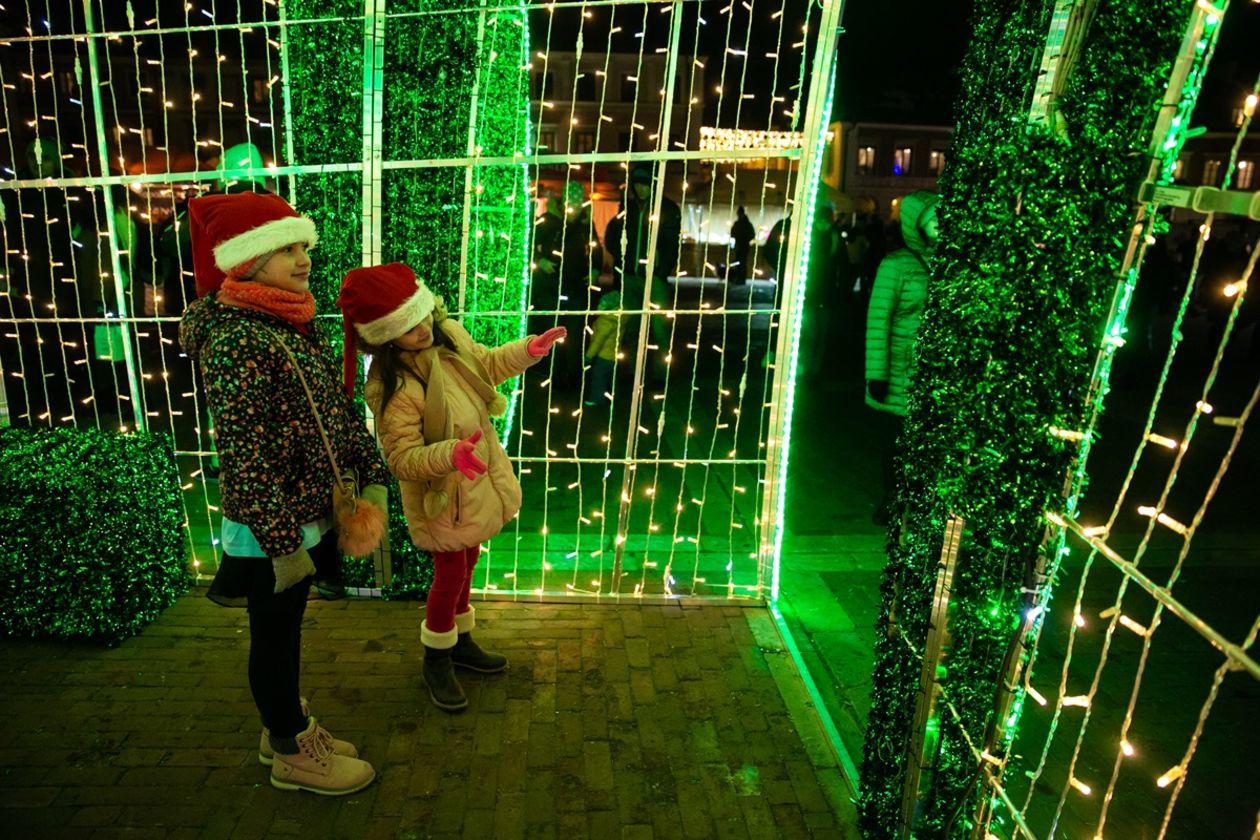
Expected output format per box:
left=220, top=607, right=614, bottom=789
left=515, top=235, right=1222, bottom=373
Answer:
left=451, top=429, right=488, bottom=480
left=527, top=326, right=567, bottom=358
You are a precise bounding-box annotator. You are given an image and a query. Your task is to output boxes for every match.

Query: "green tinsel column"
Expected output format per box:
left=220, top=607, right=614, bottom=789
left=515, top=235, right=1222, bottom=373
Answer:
left=283, top=1, right=531, bottom=594
left=858, top=0, right=1194, bottom=835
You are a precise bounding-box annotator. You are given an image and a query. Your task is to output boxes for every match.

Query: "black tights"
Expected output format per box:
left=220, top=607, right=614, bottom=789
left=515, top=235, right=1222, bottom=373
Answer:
left=243, top=534, right=337, bottom=739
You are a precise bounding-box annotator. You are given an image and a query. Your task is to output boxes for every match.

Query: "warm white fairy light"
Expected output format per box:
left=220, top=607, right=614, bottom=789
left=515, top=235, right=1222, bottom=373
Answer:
left=1049, top=425, right=1088, bottom=441
left=1156, top=765, right=1185, bottom=789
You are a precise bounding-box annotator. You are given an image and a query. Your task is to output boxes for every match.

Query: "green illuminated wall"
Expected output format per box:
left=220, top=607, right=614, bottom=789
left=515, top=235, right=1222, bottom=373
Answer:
left=285, top=2, right=530, bottom=592
left=858, top=0, right=1195, bottom=834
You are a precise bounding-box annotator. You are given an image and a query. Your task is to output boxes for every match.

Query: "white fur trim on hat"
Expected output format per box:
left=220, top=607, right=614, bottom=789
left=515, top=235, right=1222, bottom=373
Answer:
left=355, top=285, right=436, bottom=346
left=213, top=215, right=318, bottom=272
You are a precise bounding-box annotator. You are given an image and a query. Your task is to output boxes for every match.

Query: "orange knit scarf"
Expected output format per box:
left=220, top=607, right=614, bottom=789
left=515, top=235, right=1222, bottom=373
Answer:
left=220, top=278, right=316, bottom=327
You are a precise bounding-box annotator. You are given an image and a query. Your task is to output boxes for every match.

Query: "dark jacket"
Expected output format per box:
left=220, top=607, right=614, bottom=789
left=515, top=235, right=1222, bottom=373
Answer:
left=731, top=214, right=755, bottom=256
left=179, top=296, right=389, bottom=557
left=765, top=216, right=838, bottom=304
left=531, top=211, right=601, bottom=311
left=604, top=193, right=682, bottom=282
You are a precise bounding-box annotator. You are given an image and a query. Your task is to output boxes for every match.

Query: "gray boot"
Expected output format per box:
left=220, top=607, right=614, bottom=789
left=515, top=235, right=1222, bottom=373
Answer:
left=422, top=645, right=468, bottom=712
left=451, top=607, right=507, bottom=673
left=452, top=632, right=508, bottom=673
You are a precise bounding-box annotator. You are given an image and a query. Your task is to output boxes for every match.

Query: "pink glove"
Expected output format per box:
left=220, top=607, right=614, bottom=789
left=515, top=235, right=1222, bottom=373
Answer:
left=527, top=326, right=567, bottom=358
left=451, top=429, right=488, bottom=480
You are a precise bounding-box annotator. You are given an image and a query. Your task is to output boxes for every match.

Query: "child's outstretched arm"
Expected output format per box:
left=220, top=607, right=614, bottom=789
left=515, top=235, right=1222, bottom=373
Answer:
left=446, top=319, right=544, bottom=385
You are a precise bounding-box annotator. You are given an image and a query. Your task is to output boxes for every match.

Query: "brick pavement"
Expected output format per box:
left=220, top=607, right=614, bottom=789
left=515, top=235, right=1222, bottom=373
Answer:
left=0, top=593, right=858, bottom=839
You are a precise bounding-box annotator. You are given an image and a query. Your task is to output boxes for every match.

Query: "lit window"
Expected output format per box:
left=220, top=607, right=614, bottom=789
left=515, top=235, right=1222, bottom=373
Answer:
left=893, top=147, right=913, bottom=176
left=856, top=145, right=875, bottom=175
left=1202, top=159, right=1222, bottom=185
left=1238, top=160, right=1255, bottom=190
left=1173, top=157, right=1185, bottom=180
left=929, top=149, right=945, bottom=175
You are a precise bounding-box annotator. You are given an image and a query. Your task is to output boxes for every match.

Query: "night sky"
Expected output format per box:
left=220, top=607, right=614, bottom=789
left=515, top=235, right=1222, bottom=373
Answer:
left=834, top=0, right=973, bottom=125
left=833, top=0, right=1260, bottom=129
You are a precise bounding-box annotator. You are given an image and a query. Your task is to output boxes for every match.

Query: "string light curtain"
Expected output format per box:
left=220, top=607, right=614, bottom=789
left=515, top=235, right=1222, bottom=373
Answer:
left=0, top=0, right=843, bottom=603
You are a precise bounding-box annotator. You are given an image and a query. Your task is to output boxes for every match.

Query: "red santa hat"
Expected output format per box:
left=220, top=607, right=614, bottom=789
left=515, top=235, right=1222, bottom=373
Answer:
left=336, top=263, right=436, bottom=395
left=189, top=192, right=318, bottom=298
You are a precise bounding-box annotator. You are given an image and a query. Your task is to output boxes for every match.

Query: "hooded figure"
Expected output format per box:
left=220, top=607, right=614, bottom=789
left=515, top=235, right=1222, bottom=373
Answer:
left=864, top=190, right=939, bottom=526
left=864, top=190, right=939, bottom=415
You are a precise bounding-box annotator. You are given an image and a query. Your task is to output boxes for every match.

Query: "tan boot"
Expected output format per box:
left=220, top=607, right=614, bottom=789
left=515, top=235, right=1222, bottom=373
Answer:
left=269, top=716, right=375, bottom=795
left=258, top=698, right=358, bottom=766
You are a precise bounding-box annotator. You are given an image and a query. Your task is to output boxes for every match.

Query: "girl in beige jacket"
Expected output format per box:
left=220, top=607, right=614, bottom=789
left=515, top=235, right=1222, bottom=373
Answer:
left=338, top=263, right=565, bottom=711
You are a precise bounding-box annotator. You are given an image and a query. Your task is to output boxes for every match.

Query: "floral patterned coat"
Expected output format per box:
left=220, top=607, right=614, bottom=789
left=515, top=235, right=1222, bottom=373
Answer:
left=180, top=295, right=389, bottom=558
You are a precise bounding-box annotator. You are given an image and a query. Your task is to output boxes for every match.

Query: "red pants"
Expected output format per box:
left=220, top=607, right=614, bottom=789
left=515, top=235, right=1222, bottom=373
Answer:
left=424, top=545, right=481, bottom=634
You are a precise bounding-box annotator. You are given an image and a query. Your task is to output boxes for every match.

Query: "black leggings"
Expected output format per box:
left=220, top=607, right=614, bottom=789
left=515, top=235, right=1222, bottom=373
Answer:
left=243, top=533, right=336, bottom=739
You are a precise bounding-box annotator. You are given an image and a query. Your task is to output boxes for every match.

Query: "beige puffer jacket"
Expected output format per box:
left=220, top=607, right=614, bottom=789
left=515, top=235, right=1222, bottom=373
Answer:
left=365, top=320, right=538, bottom=553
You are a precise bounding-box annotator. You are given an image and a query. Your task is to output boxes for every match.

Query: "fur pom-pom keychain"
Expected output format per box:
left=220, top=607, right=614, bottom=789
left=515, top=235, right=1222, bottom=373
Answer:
left=332, top=471, right=387, bottom=557
left=336, top=494, right=387, bottom=557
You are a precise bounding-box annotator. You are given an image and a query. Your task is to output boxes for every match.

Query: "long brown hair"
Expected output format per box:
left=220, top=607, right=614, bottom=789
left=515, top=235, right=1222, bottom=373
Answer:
left=367, top=320, right=456, bottom=415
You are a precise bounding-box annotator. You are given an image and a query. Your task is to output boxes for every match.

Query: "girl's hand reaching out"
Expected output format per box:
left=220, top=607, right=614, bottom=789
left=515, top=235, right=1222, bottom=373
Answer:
left=527, top=327, right=567, bottom=358
left=452, top=429, right=488, bottom=480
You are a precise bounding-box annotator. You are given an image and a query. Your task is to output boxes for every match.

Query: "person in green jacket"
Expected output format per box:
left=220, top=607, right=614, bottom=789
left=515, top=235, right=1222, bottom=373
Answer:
left=864, top=189, right=939, bottom=523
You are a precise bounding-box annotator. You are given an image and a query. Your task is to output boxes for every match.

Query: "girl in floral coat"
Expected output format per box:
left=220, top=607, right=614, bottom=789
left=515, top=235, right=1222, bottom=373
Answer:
left=179, top=192, right=388, bottom=795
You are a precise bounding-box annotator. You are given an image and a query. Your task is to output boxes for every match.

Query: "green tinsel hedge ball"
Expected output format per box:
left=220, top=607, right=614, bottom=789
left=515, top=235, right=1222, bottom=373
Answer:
left=0, top=426, right=189, bottom=645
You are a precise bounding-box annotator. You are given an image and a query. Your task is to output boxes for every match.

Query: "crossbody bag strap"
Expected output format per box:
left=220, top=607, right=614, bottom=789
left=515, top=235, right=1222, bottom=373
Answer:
left=275, top=336, right=348, bottom=494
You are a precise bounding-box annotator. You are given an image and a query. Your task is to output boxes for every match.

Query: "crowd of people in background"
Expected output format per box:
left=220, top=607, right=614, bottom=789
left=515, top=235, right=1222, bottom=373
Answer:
left=4, top=135, right=1255, bottom=531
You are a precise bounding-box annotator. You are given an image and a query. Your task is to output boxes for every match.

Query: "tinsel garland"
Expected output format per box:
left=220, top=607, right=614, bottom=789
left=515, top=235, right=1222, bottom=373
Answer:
left=284, top=2, right=531, bottom=596
left=858, top=0, right=1192, bottom=835
left=0, top=427, right=188, bottom=645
